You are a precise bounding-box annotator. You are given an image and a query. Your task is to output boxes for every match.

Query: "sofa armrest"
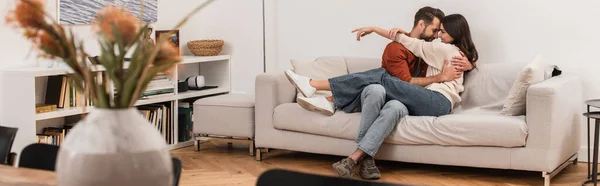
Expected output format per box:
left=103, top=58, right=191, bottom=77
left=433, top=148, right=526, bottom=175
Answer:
left=255, top=73, right=296, bottom=145
left=525, top=75, right=581, bottom=162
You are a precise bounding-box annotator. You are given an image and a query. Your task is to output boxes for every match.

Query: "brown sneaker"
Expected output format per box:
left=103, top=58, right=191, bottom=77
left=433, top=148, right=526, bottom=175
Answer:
left=359, top=156, right=381, bottom=180
left=332, top=158, right=356, bottom=178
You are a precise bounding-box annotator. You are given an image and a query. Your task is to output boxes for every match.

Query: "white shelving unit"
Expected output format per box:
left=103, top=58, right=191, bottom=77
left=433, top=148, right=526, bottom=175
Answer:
left=1, top=55, right=231, bottom=154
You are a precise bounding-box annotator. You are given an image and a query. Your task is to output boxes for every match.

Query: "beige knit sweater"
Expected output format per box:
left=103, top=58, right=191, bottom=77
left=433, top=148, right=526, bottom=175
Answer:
left=393, top=34, right=465, bottom=109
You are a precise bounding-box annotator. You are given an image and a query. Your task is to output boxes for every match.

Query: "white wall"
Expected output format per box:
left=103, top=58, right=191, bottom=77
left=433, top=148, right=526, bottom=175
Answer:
left=153, top=0, right=264, bottom=94
left=0, top=0, right=264, bottom=93
left=265, top=0, right=600, bottom=161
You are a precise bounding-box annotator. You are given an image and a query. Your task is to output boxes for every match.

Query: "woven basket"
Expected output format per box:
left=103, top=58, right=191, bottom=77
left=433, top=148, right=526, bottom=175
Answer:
left=187, top=40, right=224, bottom=56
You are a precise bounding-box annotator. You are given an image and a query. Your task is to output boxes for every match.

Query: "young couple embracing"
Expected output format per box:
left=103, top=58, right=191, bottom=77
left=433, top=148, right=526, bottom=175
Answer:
left=284, top=6, right=479, bottom=179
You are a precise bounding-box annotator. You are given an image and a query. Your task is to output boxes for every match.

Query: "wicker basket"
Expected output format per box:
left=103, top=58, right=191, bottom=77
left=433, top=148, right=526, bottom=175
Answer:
left=187, top=40, right=224, bottom=56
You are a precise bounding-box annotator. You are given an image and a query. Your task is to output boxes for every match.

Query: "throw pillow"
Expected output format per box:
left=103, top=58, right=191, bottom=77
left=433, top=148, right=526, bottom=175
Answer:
left=291, top=56, right=348, bottom=97
left=500, top=54, right=546, bottom=116
left=291, top=56, right=348, bottom=80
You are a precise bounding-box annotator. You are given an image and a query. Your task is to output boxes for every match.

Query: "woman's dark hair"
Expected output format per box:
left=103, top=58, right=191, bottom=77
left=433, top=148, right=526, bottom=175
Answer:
left=442, top=14, right=478, bottom=66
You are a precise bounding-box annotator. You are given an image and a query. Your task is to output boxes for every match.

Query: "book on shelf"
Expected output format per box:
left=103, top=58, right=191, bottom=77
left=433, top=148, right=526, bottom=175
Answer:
left=116, top=73, right=176, bottom=100
left=36, top=124, right=75, bottom=146
left=44, top=75, right=96, bottom=111
left=178, top=102, right=193, bottom=142
left=36, top=104, right=57, bottom=113
left=137, top=103, right=174, bottom=145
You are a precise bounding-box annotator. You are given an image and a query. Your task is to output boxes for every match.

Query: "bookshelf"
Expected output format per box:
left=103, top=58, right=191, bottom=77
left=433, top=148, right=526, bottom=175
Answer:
left=1, top=55, right=231, bottom=154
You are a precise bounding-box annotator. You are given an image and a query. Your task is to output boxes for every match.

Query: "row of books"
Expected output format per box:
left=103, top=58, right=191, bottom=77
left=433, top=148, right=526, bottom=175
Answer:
left=43, top=74, right=106, bottom=112
left=42, top=73, right=179, bottom=115
left=138, top=103, right=175, bottom=144
left=35, top=102, right=194, bottom=146
left=35, top=101, right=193, bottom=146
left=36, top=101, right=193, bottom=146
left=36, top=124, right=75, bottom=146
left=141, top=74, right=175, bottom=99
left=136, top=102, right=195, bottom=144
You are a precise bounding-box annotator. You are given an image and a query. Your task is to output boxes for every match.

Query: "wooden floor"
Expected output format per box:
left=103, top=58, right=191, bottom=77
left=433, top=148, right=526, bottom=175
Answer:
left=171, top=140, right=590, bottom=186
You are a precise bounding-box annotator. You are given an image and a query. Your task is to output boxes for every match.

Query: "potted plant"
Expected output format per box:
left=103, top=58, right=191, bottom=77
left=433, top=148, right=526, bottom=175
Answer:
left=5, top=0, right=214, bottom=185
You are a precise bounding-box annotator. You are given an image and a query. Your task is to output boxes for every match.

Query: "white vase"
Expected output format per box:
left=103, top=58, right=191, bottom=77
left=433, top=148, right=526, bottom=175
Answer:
left=56, top=108, right=172, bottom=186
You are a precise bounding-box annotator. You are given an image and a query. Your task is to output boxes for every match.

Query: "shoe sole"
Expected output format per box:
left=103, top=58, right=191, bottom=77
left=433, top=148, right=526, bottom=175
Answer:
left=359, top=172, right=381, bottom=180
left=284, top=71, right=310, bottom=98
left=297, top=97, right=334, bottom=116
left=332, top=163, right=353, bottom=178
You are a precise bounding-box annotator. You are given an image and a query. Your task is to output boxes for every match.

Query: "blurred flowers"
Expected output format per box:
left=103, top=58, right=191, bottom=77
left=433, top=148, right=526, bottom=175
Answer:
left=6, top=0, right=215, bottom=108
left=154, top=41, right=182, bottom=65
left=93, top=5, right=139, bottom=46
left=5, top=0, right=46, bottom=29
left=36, top=30, right=61, bottom=58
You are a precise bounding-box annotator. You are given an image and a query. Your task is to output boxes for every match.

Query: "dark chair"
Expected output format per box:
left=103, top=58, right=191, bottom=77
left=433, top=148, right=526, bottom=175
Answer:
left=0, top=126, right=18, bottom=166
left=18, top=144, right=183, bottom=183
left=257, top=169, right=415, bottom=186
left=18, top=143, right=59, bottom=171
left=172, top=157, right=182, bottom=186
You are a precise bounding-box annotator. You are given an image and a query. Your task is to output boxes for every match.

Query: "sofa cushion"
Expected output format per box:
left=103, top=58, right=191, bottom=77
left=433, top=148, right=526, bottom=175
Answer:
left=500, top=54, right=546, bottom=116
left=273, top=103, right=528, bottom=147
left=291, top=56, right=348, bottom=80
left=344, top=57, right=381, bottom=73
left=452, top=62, right=527, bottom=114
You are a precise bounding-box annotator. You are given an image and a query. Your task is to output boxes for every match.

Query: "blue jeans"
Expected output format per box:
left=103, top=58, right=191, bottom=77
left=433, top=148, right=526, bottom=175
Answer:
left=356, top=85, right=408, bottom=157
left=329, top=68, right=451, bottom=116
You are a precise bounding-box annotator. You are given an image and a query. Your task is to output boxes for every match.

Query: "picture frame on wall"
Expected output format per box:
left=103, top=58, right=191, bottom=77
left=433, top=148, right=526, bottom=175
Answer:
left=58, top=0, right=158, bottom=25
left=155, top=30, right=180, bottom=53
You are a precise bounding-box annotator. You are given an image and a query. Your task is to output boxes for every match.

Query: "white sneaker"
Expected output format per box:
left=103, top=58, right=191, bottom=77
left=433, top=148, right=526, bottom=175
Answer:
left=285, top=70, right=316, bottom=97
left=297, top=94, right=335, bottom=116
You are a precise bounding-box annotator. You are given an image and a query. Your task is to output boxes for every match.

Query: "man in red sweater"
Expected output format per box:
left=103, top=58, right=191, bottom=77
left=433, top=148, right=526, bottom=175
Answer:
left=380, top=31, right=472, bottom=87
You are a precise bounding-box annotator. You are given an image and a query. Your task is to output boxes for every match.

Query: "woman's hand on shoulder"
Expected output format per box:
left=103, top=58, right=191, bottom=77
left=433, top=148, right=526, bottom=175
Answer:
left=388, top=28, right=408, bottom=39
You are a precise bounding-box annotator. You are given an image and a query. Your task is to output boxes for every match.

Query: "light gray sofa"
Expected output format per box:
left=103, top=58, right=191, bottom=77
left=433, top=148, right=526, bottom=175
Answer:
left=254, top=57, right=581, bottom=186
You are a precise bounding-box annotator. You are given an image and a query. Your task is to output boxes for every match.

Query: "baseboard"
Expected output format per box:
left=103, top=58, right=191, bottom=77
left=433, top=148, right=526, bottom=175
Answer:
left=579, top=147, right=595, bottom=163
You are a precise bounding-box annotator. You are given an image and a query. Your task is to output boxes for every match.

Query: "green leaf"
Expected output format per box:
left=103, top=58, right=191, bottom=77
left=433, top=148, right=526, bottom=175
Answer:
left=111, top=23, right=125, bottom=56
left=120, top=44, right=149, bottom=106
left=95, top=82, right=110, bottom=108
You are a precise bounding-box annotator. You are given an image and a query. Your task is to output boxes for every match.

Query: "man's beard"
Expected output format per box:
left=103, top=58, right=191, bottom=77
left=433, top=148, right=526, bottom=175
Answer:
left=419, top=27, right=435, bottom=41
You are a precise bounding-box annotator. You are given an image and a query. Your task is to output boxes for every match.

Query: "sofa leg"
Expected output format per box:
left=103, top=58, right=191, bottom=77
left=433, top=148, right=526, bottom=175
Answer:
left=255, top=148, right=263, bottom=161
left=543, top=173, right=550, bottom=186
left=195, top=139, right=201, bottom=152
left=541, top=153, right=578, bottom=186
left=227, top=142, right=233, bottom=150
left=249, top=140, right=255, bottom=156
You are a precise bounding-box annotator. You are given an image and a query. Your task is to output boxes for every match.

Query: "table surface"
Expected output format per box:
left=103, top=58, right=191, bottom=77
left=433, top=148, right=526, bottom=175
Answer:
left=586, top=99, right=600, bottom=109
left=0, top=165, right=56, bottom=186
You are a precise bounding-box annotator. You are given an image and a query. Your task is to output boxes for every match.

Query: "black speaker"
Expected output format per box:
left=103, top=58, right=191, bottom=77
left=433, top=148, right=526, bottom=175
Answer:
left=177, top=81, right=188, bottom=92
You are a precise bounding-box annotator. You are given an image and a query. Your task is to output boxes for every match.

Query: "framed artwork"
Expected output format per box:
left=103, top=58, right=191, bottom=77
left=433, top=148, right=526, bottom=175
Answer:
left=58, top=0, right=158, bottom=25
left=155, top=30, right=180, bottom=53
